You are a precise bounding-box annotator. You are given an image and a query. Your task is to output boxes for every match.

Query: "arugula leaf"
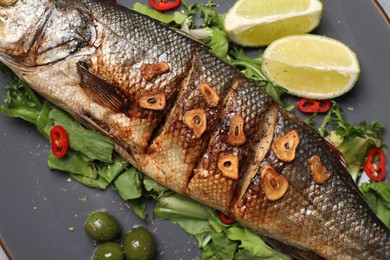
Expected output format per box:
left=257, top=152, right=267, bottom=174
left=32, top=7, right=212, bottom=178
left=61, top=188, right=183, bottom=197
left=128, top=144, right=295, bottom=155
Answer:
left=207, top=27, right=229, bottom=57
left=226, top=49, right=266, bottom=81
left=226, top=49, right=291, bottom=108
left=181, top=0, right=225, bottom=29
left=181, top=0, right=229, bottom=57
left=318, top=104, right=384, bottom=181
left=359, top=181, right=390, bottom=228
left=0, top=72, right=43, bottom=124
left=2, top=1, right=389, bottom=259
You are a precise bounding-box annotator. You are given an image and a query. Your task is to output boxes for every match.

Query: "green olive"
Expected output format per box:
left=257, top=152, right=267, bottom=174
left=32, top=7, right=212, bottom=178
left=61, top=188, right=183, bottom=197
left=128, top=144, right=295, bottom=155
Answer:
left=93, top=242, right=124, bottom=260
left=122, top=226, right=156, bottom=260
left=84, top=211, right=120, bottom=242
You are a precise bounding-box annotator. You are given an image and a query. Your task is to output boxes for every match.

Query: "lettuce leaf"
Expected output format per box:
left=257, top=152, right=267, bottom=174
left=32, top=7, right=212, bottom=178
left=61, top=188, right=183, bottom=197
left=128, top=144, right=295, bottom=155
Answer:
left=114, top=168, right=143, bottom=200
left=113, top=167, right=147, bottom=219
left=49, top=108, right=114, bottom=163
left=71, top=174, right=110, bottom=190
left=154, top=193, right=213, bottom=246
left=153, top=192, right=290, bottom=259
left=48, top=151, right=99, bottom=179
left=203, top=230, right=237, bottom=260
left=359, top=181, right=390, bottom=228
left=1, top=1, right=389, bottom=259
left=225, top=227, right=289, bottom=260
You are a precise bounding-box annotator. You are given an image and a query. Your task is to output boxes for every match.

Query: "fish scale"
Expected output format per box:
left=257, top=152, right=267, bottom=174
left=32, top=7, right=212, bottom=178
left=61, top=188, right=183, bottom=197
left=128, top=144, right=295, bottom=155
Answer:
left=146, top=48, right=238, bottom=194
left=86, top=27, right=193, bottom=152
left=0, top=0, right=389, bottom=259
left=187, top=81, right=273, bottom=211
left=233, top=108, right=389, bottom=258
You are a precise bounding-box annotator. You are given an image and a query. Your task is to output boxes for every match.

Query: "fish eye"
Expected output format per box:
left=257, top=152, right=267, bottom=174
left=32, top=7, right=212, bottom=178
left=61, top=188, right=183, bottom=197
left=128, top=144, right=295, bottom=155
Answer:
left=0, top=0, right=18, bottom=6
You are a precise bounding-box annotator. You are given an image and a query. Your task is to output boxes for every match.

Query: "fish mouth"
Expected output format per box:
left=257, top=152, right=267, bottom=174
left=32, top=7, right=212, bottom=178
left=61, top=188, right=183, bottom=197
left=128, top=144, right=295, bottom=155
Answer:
left=0, top=55, right=53, bottom=75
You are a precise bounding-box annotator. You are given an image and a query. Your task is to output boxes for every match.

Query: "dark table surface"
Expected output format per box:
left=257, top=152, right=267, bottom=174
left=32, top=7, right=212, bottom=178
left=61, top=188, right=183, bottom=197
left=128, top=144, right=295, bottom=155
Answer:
left=0, top=0, right=389, bottom=259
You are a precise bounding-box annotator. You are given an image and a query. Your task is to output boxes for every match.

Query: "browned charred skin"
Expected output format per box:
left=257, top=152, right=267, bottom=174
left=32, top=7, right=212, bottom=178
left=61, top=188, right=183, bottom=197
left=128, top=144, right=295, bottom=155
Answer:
left=235, top=106, right=278, bottom=202
left=261, top=164, right=289, bottom=201
left=234, top=172, right=262, bottom=217
left=145, top=51, right=237, bottom=195
left=85, top=41, right=190, bottom=155
left=140, top=61, right=170, bottom=81
left=218, top=154, right=239, bottom=180
left=2, top=1, right=389, bottom=259
left=266, top=150, right=286, bottom=174
left=138, top=92, right=166, bottom=111
left=186, top=82, right=274, bottom=212
left=182, top=109, right=207, bottom=138
left=271, top=129, right=300, bottom=162
left=227, top=115, right=246, bottom=146
left=199, top=82, right=220, bottom=108
left=308, top=155, right=331, bottom=184
left=0, top=0, right=17, bottom=5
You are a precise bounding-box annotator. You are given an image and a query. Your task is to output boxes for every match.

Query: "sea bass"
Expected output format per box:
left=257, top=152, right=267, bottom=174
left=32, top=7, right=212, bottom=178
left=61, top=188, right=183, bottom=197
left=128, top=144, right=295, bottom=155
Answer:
left=0, top=0, right=389, bottom=259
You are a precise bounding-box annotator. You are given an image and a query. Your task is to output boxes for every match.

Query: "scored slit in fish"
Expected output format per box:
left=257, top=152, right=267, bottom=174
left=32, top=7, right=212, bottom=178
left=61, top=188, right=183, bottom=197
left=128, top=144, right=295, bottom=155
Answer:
left=0, top=0, right=388, bottom=259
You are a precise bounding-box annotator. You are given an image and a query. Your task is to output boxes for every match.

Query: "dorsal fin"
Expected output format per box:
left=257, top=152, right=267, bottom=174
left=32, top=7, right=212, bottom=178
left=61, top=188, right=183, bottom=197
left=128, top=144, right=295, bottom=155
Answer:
left=77, top=61, right=127, bottom=115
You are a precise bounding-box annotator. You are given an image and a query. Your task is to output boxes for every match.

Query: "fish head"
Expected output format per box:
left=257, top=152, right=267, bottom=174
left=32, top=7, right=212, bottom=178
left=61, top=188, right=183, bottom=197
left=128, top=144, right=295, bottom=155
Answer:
left=0, top=0, right=95, bottom=68
left=0, top=0, right=50, bottom=55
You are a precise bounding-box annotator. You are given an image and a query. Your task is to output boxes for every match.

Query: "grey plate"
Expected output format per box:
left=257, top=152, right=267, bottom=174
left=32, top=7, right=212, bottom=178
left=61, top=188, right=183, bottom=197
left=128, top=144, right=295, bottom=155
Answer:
left=0, top=0, right=389, bottom=259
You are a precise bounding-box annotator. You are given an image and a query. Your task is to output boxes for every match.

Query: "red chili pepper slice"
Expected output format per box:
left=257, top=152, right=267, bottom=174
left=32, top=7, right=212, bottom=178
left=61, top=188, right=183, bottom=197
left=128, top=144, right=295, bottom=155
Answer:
left=297, top=98, right=331, bottom=113
left=363, top=147, right=386, bottom=182
left=219, top=211, right=235, bottom=224
left=149, top=0, right=181, bottom=11
left=107, top=0, right=116, bottom=4
left=50, top=125, right=69, bottom=158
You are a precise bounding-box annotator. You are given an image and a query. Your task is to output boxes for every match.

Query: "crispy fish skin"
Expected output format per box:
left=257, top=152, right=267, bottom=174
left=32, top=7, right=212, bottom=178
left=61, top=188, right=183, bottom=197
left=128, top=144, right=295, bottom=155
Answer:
left=0, top=0, right=389, bottom=259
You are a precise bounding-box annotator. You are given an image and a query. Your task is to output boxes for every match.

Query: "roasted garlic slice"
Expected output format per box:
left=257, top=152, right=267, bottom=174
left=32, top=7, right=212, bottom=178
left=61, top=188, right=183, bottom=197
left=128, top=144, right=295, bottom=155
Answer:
left=261, top=164, right=289, bottom=201
left=138, top=93, right=166, bottom=110
left=218, top=154, right=239, bottom=180
left=183, top=109, right=207, bottom=138
left=272, top=129, right=300, bottom=162
left=308, top=155, right=331, bottom=184
left=140, top=61, right=170, bottom=81
left=227, top=115, right=246, bottom=146
left=199, top=82, right=220, bottom=108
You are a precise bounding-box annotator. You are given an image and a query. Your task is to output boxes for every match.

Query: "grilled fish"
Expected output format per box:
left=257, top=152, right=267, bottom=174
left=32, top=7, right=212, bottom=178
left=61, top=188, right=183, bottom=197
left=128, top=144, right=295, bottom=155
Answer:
left=0, top=0, right=389, bottom=258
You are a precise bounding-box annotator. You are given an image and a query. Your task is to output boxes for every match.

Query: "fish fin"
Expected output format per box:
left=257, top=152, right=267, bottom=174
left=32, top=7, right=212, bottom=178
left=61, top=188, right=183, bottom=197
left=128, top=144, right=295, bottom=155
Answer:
left=262, top=236, right=325, bottom=260
left=77, top=61, right=127, bottom=114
